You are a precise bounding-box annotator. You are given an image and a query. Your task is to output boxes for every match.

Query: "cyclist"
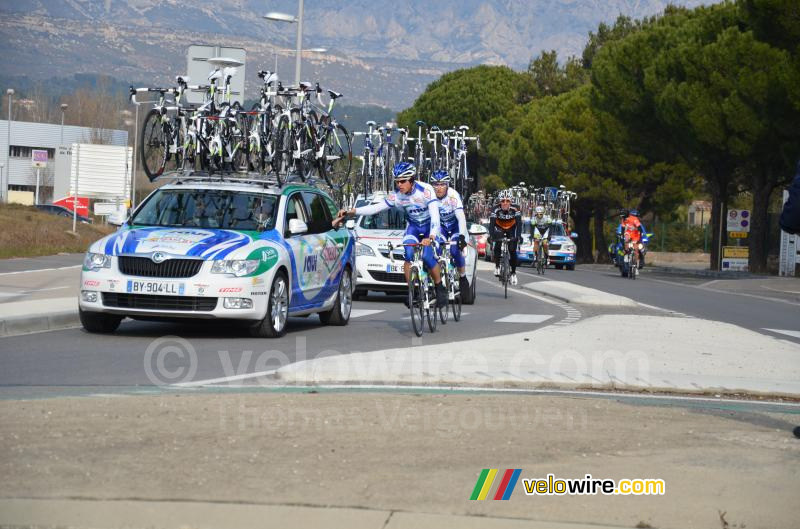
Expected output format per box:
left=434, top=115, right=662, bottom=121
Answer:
left=430, top=169, right=470, bottom=294
left=489, top=189, right=522, bottom=285
left=625, top=209, right=648, bottom=267
left=335, top=162, right=447, bottom=308
left=531, top=206, right=553, bottom=267
left=611, top=208, right=629, bottom=265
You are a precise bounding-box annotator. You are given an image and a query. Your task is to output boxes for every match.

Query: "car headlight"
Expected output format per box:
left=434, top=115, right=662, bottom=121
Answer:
left=356, top=242, right=375, bottom=257
left=84, top=252, right=111, bottom=270
left=563, top=244, right=576, bottom=253
left=211, top=259, right=260, bottom=277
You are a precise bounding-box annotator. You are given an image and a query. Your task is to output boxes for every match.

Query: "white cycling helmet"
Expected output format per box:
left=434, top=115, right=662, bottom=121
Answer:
left=535, top=206, right=545, bottom=215
left=498, top=189, right=513, bottom=201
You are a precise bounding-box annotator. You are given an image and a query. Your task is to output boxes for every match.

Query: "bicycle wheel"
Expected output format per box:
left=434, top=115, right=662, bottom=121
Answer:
left=140, top=109, right=168, bottom=180
left=168, top=117, right=184, bottom=172
left=452, top=270, right=462, bottom=322
left=319, top=123, right=352, bottom=190
left=273, top=115, right=291, bottom=185
left=408, top=268, right=424, bottom=337
left=248, top=105, right=266, bottom=174
left=383, top=144, right=398, bottom=187
left=231, top=110, right=250, bottom=173
left=426, top=281, right=438, bottom=333
left=439, top=264, right=450, bottom=325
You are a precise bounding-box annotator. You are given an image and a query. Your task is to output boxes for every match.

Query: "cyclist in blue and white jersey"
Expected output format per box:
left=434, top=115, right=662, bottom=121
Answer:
left=336, top=162, right=447, bottom=307
left=430, top=169, right=470, bottom=295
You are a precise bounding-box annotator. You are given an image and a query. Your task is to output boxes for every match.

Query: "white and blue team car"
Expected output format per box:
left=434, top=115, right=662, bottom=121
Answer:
left=79, top=178, right=355, bottom=337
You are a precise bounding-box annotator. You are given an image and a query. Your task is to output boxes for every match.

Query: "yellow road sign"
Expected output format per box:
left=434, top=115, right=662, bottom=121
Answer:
left=722, top=246, right=749, bottom=259
left=729, top=231, right=748, bottom=239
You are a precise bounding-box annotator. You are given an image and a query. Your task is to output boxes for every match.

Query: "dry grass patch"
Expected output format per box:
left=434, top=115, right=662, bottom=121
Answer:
left=0, top=204, right=115, bottom=259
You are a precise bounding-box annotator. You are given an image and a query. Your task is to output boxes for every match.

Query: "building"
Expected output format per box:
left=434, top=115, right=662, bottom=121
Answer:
left=687, top=200, right=712, bottom=227
left=1, top=119, right=128, bottom=204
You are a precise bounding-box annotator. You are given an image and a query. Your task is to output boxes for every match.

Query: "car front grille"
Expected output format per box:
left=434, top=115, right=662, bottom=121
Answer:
left=118, top=256, right=203, bottom=278
left=548, top=244, right=561, bottom=251
left=368, top=271, right=406, bottom=283
left=102, top=293, right=218, bottom=311
left=378, top=250, right=405, bottom=260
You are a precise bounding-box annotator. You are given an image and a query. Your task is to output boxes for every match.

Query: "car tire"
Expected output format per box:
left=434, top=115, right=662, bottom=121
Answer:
left=566, top=264, right=575, bottom=271
left=250, top=272, right=289, bottom=338
left=319, top=266, right=352, bottom=326
left=352, top=288, right=365, bottom=301
left=79, top=308, right=122, bottom=334
left=555, top=264, right=563, bottom=270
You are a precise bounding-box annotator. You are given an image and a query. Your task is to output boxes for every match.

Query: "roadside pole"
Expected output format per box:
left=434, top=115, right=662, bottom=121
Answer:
left=35, top=167, right=40, bottom=205
left=72, top=144, right=79, bottom=234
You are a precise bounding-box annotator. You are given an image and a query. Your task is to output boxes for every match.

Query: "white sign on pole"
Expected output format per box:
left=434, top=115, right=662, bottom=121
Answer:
left=31, top=149, right=48, bottom=168
left=94, top=202, right=128, bottom=216
left=726, top=209, right=751, bottom=232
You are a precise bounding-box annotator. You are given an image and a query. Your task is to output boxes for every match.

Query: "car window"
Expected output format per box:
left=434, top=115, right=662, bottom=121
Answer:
left=285, top=194, right=308, bottom=236
left=302, top=192, right=333, bottom=234
left=130, top=189, right=277, bottom=231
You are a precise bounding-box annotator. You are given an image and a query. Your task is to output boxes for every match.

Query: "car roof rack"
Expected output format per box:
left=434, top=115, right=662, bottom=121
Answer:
left=156, top=169, right=327, bottom=190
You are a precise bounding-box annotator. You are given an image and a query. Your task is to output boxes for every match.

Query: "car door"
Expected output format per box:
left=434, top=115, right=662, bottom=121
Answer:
left=303, top=191, right=347, bottom=301
left=283, top=192, right=321, bottom=309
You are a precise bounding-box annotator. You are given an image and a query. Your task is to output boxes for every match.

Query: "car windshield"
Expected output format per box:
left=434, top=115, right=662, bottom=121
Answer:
left=359, top=206, right=406, bottom=230
left=550, top=223, right=566, bottom=236
left=130, top=189, right=278, bottom=231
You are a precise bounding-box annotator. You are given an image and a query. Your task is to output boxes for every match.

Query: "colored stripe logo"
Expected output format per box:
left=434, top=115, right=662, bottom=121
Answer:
left=470, top=469, right=522, bottom=500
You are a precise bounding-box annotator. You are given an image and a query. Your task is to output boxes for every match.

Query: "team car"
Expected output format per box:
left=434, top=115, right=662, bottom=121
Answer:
left=350, top=192, right=478, bottom=304
left=518, top=220, right=577, bottom=270
left=79, top=177, right=355, bottom=337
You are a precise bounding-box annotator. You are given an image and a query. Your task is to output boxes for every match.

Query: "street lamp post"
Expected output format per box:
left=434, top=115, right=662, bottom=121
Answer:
left=60, top=103, right=68, bottom=146
left=264, top=0, right=307, bottom=85
left=3, top=88, right=13, bottom=203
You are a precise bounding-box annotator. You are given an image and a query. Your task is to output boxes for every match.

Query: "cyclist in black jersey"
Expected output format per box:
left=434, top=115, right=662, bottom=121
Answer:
left=489, top=189, right=522, bottom=285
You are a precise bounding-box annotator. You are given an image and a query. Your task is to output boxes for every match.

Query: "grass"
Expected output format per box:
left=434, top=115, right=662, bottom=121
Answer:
left=0, top=204, right=116, bottom=259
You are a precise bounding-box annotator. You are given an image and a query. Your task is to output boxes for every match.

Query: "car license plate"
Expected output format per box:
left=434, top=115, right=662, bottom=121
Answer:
left=126, top=280, right=185, bottom=295
left=385, top=264, right=402, bottom=273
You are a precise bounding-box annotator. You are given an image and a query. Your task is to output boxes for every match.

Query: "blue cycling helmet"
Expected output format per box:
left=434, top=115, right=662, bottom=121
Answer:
left=430, top=169, right=450, bottom=184
left=629, top=209, right=640, bottom=217
left=393, top=161, right=416, bottom=180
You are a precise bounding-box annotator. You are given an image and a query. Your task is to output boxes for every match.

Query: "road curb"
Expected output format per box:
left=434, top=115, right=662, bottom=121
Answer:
left=521, top=281, right=637, bottom=307
left=0, top=309, right=80, bottom=337
left=649, top=266, right=764, bottom=279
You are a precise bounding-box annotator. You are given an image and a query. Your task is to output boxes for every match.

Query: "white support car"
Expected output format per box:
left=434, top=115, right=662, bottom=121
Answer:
left=79, top=179, right=356, bottom=337
left=350, top=194, right=478, bottom=304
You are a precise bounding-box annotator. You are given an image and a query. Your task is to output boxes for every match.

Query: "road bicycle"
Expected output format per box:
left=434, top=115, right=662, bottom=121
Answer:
left=496, top=236, right=512, bottom=299
left=388, top=242, right=440, bottom=336
left=436, top=239, right=465, bottom=324
left=534, top=235, right=548, bottom=275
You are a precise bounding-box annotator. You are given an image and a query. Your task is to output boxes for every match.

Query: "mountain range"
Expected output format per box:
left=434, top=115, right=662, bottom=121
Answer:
left=0, top=0, right=707, bottom=110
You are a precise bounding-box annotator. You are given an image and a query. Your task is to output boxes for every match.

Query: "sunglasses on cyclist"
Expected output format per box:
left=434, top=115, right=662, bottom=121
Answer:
left=432, top=182, right=448, bottom=187
left=500, top=199, right=511, bottom=203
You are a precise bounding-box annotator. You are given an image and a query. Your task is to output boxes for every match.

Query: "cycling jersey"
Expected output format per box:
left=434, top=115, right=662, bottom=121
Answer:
left=354, top=182, right=441, bottom=268
left=436, top=187, right=468, bottom=269
left=622, top=215, right=643, bottom=242
left=532, top=214, right=553, bottom=239
left=489, top=205, right=522, bottom=241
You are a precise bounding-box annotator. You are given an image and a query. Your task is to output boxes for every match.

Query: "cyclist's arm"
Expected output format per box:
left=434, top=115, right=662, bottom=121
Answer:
left=455, top=208, right=468, bottom=239
left=353, top=200, right=391, bottom=217
left=513, top=211, right=522, bottom=240
left=427, top=198, right=441, bottom=240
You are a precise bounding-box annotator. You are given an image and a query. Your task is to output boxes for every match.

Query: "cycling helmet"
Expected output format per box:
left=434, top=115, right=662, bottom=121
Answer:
left=535, top=206, right=545, bottom=215
left=497, top=189, right=513, bottom=201
left=619, top=208, right=629, bottom=218
left=430, top=169, right=450, bottom=184
left=392, top=161, right=416, bottom=180
left=629, top=209, right=640, bottom=217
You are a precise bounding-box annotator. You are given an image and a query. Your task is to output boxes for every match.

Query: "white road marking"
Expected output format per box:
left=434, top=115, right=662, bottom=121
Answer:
left=402, top=312, right=470, bottom=320
left=349, top=309, right=386, bottom=318
left=762, top=329, right=800, bottom=339
left=0, top=265, right=81, bottom=276
left=173, top=369, right=278, bottom=388
left=494, top=314, right=553, bottom=324
left=0, top=286, right=71, bottom=297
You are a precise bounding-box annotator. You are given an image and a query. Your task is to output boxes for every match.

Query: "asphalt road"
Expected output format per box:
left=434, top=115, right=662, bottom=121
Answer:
left=0, top=268, right=568, bottom=389
left=516, top=263, right=800, bottom=343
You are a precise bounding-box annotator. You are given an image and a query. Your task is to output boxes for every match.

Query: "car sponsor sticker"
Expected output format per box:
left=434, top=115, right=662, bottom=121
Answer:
left=218, top=287, right=243, bottom=293
left=83, top=280, right=100, bottom=287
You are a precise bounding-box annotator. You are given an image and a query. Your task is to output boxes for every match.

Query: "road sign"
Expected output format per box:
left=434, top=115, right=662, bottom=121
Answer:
left=31, top=149, right=48, bottom=168
left=722, top=246, right=749, bottom=271
left=729, top=231, right=748, bottom=239
left=53, top=196, right=89, bottom=217
left=779, top=189, right=799, bottom=276
left=94, top=202, right=127, bottom=216
left=727, top=209, right=750, bottom=232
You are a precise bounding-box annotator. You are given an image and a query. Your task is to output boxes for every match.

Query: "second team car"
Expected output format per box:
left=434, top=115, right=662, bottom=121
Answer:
left=518, top=220, right=578, bottom=270
left=351, top=192, right=478, bottom=304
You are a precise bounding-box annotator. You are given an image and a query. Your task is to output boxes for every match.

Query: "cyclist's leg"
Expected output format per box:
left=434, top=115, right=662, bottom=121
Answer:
left=508, top=231, right=518, bottom=274
left=402, top=225, right=423, bottom=283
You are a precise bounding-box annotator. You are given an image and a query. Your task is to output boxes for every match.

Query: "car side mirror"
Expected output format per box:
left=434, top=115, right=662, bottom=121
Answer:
left=570, top=232, right=578, bottom=239
left=288, top=218, right=308, bottom=235
left=345, top=219, right=355, bottom=230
